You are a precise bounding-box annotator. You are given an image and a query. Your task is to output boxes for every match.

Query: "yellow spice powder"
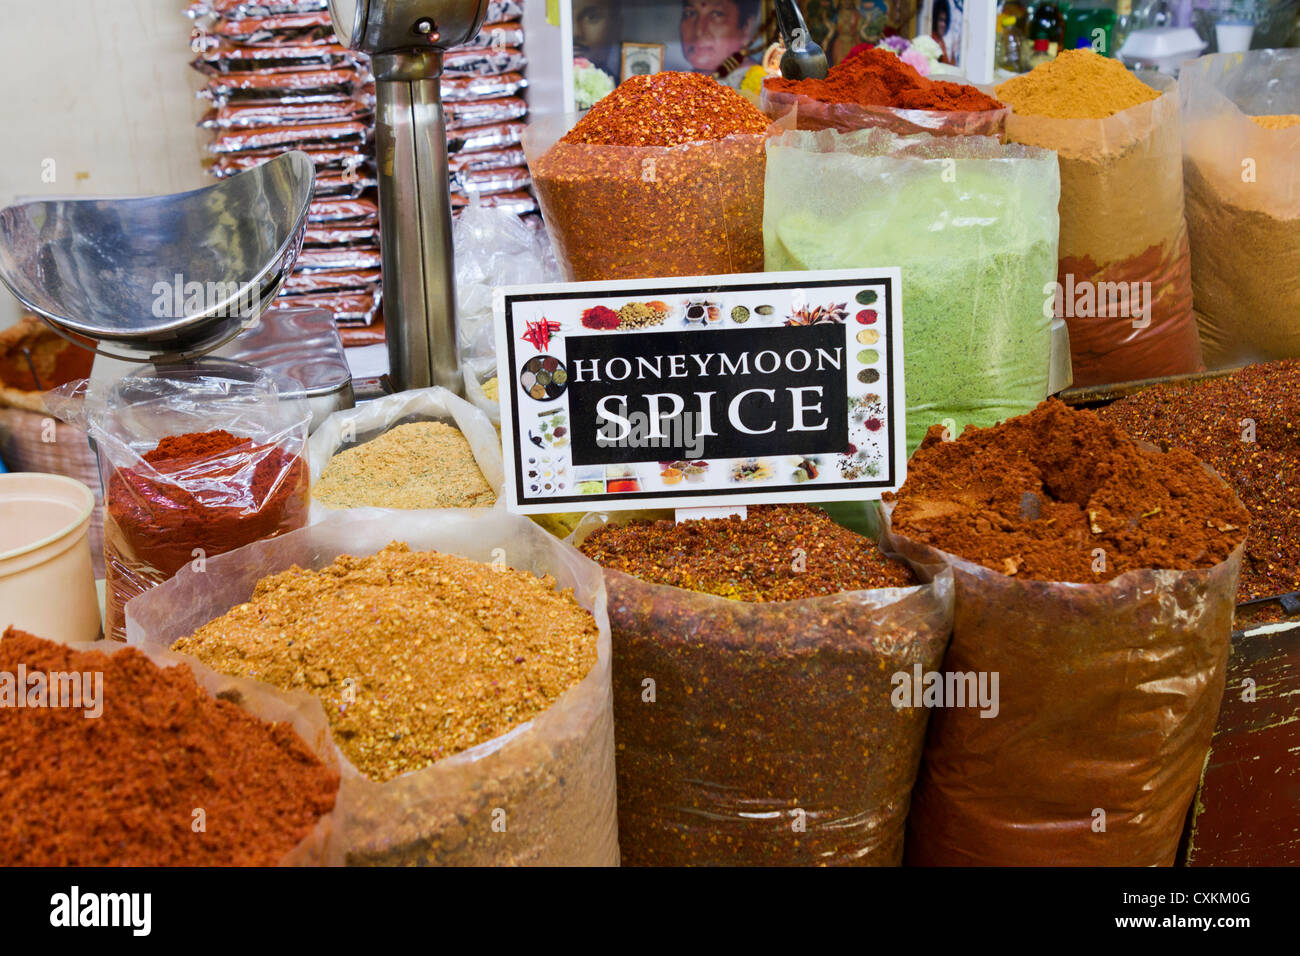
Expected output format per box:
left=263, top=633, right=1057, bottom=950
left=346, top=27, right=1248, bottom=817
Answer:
left=996, top=49, right=1161, bottom=120
left=1251, top=114, right=1300, bottom=131
left=482, top=376, right=499, bottom=402
left=173, top=544, right=600, bottom=782
left=313, top=420, right=496, bottom=509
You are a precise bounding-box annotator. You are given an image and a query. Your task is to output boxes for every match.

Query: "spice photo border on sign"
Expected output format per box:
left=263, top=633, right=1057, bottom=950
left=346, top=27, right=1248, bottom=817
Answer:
left=493, top=268, right=906, bottom=514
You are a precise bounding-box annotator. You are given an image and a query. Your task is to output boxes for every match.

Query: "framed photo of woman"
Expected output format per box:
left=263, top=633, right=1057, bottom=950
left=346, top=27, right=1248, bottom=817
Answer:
left=621, top=41, right=667, bottom=80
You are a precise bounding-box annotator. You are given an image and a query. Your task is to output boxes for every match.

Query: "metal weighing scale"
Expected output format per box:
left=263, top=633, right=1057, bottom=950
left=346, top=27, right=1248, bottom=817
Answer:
left=327, top=0, right=492, bottom=395
left=0, top=151, right=354, bottom=428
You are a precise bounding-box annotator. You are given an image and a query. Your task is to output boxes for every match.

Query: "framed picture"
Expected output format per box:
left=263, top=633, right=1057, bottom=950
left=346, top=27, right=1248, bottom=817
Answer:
left=621, top=41, right=667, bottom=80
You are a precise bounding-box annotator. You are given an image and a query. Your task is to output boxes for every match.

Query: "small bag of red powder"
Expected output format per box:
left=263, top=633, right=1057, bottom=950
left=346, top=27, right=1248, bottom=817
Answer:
left=51, top=365, right=311, bottom=641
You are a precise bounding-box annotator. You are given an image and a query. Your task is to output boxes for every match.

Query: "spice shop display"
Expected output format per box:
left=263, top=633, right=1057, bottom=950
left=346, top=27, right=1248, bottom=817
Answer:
left=883, top=399, right=1248, bottom=866
left=49, top=368, right=311, bottom=642
left=1180, top=50, right=1300, bottom=369
left=1098, top=360, right=1300, bottom=625
left=575, top=505, right=953, bottom=866
left=764, top=128, right=1058, bottom=452
left=526, top=72, right=771, bottom=282
left=128, top=511, right=618, bottom=866
left=762, top=46, right=1009, bottom=139
left=0, top=627, right=339, bottom=866
left=996, top=50, right=1203, bottom=388
left=307, top=386, right=503, bottom=521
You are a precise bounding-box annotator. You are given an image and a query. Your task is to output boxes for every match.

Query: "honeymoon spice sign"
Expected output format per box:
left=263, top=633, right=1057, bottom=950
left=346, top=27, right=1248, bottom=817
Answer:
left=493, top=269, right=906, bottom=514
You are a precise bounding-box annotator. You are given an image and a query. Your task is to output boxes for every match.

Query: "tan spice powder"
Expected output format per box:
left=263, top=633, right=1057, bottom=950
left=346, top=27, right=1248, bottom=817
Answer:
left=1251, top=114, right=1300, bottom=131
left=172, top=543, right=600, bottom=783
left=313, top=421, right=496, bottom=510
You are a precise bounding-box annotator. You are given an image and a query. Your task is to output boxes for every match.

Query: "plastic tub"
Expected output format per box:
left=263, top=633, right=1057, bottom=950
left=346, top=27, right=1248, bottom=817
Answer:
left=0, top=473, right=99, bottom=642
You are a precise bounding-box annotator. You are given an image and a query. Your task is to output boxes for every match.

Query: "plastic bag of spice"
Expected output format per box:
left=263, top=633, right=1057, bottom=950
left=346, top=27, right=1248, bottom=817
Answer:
left=1179, top=50, right=1300, bottom=369
left=526, top=112, right=769, bottom=281
left=306, top=386, right=503, bottom=520
left=47, top=365, right=311, bottom=642
left=570, top=511, right=954, bottom=866
left=878, top=416, right=1248, bottom=868
left=998, top=69, right=1203, bottom=386
left=524, top=71, right=782, bottom=282
left=126, top=510, right=619, bottom=866
left=764, top=127, right=1059, bottom=453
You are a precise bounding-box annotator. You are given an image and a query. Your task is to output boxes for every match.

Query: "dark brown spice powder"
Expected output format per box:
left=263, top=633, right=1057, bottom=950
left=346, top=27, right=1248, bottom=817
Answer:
left=1098, top=360, right=1299, bottom=617
left=581, top=505, right=943, bottom=866
left=0, top=628, right=338, bottom=866
left=887, top=398, right=1249, bottom=582
left=579, top=504, right=916, bottom=601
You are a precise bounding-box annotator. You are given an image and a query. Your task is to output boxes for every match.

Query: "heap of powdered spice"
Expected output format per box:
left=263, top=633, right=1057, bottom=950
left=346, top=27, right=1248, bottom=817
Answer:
left=0, top=627, right=339, bottom=866
left=561, top=70, right=769, bottom=146
left=886, top=398, right=1250, bottom=582
left=173, top=543, right=599, bottom=783
left=1097, top=360, right=1299, bottom=614
left=104, top=428, right=308, bottom=640
left=995, top=49, right=1161, bottom=119
left=579, top=504, right=915, bottom=602
left=765, top=46, right=1002, bottom=112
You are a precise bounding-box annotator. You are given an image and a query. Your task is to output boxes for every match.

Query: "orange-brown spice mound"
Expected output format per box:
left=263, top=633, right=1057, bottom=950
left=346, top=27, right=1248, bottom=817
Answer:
left=886, top=399, right=1249, bottom=582
left=562, top=71, right=769, bottom=147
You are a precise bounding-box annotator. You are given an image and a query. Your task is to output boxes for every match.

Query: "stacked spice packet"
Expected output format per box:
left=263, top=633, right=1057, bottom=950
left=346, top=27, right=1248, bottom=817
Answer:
left=185, top=0, right=535, bottom=349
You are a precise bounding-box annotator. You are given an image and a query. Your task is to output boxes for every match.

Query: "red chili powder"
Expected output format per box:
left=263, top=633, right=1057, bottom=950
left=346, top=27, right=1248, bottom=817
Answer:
left=0, top=627, right=339, bottom=866
left=886, top=399, right=1250, bottom=582
left=561, top=71, right=769, bottom=147
left=104, top=429, right=308, bottom=641
left=766, top=47, right=1003, bottom=112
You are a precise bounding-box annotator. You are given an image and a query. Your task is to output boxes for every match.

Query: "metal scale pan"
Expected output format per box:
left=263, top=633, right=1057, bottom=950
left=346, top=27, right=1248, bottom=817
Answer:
left=0, top=151, right=315, bottom=362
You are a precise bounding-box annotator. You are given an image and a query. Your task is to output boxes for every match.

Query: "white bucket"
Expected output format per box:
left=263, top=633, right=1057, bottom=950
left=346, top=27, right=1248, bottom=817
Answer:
left=0, top=473, right=100, bottom=643
left=1215, top=22, right=1254, bottom=54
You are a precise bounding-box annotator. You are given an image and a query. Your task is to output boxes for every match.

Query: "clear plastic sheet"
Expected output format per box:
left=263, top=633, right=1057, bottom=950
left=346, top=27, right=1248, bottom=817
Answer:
left=1004, top=73, right=1202, bottom=386
left=306, top=386, right=504, bottom=522
left=760, top=85, right=1009, bottom=139
left=453, top=198, right=561, bottom=405
left=570, top=513, right=954, bottom=866
left=127, top=511, right=619, bottom=867
left=86, top=637, right=343, bottom=866
left=47, top=368, right=311, bottom=642
left=881, top=503, right=1244, bottom=867
left=764, top=128, right=1058, bottom=453
left=526, top=113, right=771, bottom=282
left=1180, top=50, right=1300, bottom=368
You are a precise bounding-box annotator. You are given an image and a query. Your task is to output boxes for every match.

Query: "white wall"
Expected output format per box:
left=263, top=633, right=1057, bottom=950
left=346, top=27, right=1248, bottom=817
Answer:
left=0, top=0, right=208, bottom=329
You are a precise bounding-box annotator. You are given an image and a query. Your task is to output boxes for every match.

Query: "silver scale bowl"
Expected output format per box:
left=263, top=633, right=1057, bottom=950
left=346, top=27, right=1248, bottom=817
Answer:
left=0, top=151, right=314, bottom=363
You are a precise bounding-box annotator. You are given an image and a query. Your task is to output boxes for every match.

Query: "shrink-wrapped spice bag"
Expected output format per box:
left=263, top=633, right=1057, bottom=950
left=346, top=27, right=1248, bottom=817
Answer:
left=764, top=127, right=1059, bottom=452
left=761, top=47, right=1009, bottom=140
left=129, top=511, right=619, bottom=867
left=574, top=506, right=954, bottom=866
left=996, top=52, right=1202, bottom=386
left=882, top=400, right=1248, bottom=866
left=1180, top=50, right=1300, bottom=368
left=48, top=365, right=311, bottom=641
left=526, top=72, right=773, bottom=281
